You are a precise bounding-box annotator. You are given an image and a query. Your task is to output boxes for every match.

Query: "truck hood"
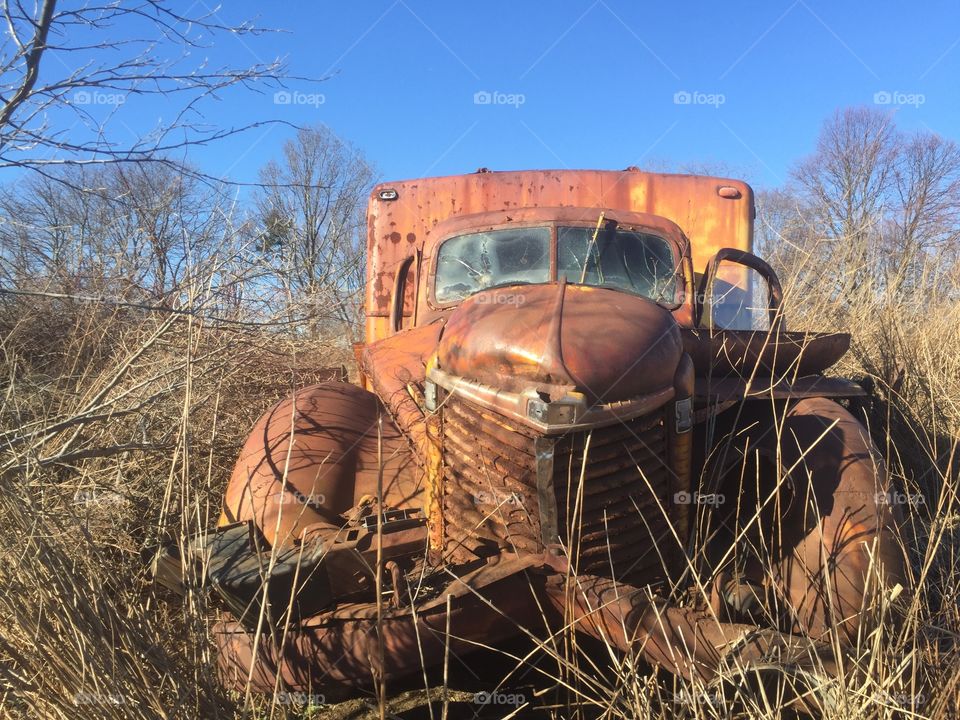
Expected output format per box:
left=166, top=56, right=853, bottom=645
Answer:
left=436, top=282, right=682, bottom=405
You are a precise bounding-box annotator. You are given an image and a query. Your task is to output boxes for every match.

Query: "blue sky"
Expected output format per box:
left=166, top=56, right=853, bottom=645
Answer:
left=92, top=1, right=960, bottom=192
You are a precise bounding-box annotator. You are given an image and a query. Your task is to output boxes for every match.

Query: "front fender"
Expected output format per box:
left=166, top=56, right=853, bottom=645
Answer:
left=219, top=382, right=421, bottom=548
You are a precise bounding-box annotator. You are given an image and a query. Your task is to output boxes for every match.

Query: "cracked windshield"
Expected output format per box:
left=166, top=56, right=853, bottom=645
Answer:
left=435, top=227, right=551, bottom=302
left=435, top=224, right=678, bottom=303
left=557, top=225, right=678, bottom=302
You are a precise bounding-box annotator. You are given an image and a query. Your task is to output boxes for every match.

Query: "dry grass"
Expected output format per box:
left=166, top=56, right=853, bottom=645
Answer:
left=0, top=290, right=350, bottom=718
left=0, top=235, right=957, bottom=720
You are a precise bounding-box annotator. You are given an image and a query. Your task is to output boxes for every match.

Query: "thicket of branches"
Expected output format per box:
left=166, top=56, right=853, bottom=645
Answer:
left=0, top=129, right=375, bottom=339
left=0, top=141, right=374, bottom=716
left=0, top=0, right=290, bottom=175
left=758, top=107, right=960, bottom=307
left=0, top=3, right=375, bottom=717
left=0, top=0, right=375, bottom=337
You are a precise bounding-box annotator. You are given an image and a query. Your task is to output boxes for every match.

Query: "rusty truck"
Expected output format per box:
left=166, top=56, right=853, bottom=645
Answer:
left=159, top=168, right=906, bottom=706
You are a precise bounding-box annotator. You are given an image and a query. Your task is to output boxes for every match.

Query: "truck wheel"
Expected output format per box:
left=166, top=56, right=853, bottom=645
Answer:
left=705, top=397, right=907, bottom=643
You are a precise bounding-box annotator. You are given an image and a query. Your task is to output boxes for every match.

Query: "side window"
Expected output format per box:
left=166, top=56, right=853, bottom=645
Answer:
left=399, top=261, right=415, bottom=328
left=390, top=255, right=417, bottom=333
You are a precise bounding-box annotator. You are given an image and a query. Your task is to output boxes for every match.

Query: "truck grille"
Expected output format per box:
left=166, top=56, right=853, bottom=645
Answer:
left=439, top=393, right=678, bottom=586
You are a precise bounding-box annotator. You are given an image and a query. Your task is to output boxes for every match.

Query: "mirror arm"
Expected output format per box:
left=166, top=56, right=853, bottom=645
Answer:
left=699, top=248, right=785, bottom=332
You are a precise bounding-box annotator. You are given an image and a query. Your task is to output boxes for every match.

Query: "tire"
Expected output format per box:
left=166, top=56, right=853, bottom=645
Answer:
left=705, top=397, right=907, bottom=642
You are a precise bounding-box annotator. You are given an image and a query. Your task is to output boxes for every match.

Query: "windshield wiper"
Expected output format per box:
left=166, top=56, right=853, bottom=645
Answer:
left=580, top=213, right=617, bottom=284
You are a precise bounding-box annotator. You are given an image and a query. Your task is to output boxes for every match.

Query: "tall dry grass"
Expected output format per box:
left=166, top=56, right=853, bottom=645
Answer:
left=0, top=287, right=351, bottom=718
left=0, top=211, right=957, bottom=720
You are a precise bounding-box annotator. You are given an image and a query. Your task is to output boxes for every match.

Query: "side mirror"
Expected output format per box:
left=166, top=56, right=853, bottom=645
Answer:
left=698, top=248, right=785, bottom=332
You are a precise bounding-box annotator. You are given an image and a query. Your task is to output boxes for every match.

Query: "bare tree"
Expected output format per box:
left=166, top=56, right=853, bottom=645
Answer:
left=0, top=161, right=260, bottom=313
left=789, top=107, right=960, bottom=301
left=889, top=132, right=960, bottom=294
left=754, top=188, right=812, bottom=265
left=789, top=107, right=895, bottom=299
left=0, top=0, right=294, bottom=179
left=255, top=125, right=376, bottom=341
